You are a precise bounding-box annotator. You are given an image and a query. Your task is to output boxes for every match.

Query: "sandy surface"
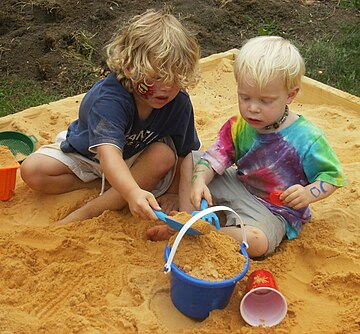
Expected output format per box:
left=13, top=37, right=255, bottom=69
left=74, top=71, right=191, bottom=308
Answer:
left=0, top=50, right=359, bottom=334
left=0, top=146, right=17, bottom=167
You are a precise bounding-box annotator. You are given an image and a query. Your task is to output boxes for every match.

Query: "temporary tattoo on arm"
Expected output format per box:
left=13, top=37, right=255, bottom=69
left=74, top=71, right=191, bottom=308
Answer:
left=310, top=187, right=321, bottom=198
left=191, top=160, right=212, bottom=185
left=191, top=169, right=207, bottom=184
left=310, top=181, right=334, bottom=198
left=319, top=181, right=327, bottom=193
left=196, top=159, right=211, bottom=169
left=194, top=169, right=206, bottom=173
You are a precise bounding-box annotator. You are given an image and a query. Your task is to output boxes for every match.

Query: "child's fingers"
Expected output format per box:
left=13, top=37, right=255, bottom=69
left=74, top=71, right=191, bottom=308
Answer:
left=148, top=195, right=161, bottom=211
left=203, top=188, right=213, bottom=206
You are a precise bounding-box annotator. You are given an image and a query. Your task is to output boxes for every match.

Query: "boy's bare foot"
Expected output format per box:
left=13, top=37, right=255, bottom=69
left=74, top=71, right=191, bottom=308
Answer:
left=146, top=225, right=176, bottom=241
left=54, top=207, right=94, bottom=225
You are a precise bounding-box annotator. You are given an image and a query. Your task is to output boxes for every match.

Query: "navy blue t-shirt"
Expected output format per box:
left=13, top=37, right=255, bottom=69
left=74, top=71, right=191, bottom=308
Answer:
left=61, top=73, right=200, bottom=160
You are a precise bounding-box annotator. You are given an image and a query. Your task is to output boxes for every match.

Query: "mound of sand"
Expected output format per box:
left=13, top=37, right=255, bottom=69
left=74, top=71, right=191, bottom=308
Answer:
left=0, top=50, right=359, bottom=333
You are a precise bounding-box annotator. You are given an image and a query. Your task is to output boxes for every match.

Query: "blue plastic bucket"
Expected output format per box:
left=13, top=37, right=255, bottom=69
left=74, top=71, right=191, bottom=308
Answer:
left=163, top=206, right=250, bottom=320
left=164, top=243, right=249, bottom=319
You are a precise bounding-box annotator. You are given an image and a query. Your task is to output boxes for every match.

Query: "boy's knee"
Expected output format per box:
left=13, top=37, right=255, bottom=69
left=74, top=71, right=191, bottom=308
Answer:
left=220, top=225, right=269, bottom=258
left=20, top=157, right=43, bottom=189
left=20, top=158, right=35, bottom=183
left=245, top=226, right=269, bottom=258
left=147, top=142, right=176, bottom=172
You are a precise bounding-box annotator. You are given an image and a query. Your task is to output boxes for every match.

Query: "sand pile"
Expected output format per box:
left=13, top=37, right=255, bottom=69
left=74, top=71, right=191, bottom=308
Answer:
left=169, top=230, right=247, bottom=281
left=0, top=146, right=17, bottom=167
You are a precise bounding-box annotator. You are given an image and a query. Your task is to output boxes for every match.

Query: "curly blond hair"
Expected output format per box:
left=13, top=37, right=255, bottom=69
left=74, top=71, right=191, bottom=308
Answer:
left=105, top=9, right=200, bottom=91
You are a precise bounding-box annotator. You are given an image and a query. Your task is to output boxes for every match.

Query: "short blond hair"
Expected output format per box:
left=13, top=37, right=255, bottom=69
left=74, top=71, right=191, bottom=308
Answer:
left=234, top=36, right=305, bottom=91
left=105, top=9, right=200, bottom=91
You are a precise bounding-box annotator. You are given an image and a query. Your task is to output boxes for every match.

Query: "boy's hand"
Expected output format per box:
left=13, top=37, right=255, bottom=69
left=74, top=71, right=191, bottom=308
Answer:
left=126, top=188, right=161, bottom=220
left=281, top=184, right=311, bottom=209
left=190, top=183, right=212, bottom=210
left=281, top=181, right=337, bottom=210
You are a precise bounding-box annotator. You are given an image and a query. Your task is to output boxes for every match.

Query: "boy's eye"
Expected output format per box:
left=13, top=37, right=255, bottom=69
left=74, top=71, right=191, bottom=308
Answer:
left=240, top=95, right=250, bottom=101
left=143, top=76, right=163, bottom=87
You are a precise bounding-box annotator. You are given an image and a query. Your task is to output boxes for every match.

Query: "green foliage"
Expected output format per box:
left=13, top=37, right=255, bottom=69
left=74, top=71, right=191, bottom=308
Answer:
left=0, top=79, right=62, bottom=117
left=68, top=30, right=98, bottom=62
left=339, top=0, right=360, bottom=9
left=299, top=23, right=360, bottom=97
left=258, top=19, right=284, bottom=36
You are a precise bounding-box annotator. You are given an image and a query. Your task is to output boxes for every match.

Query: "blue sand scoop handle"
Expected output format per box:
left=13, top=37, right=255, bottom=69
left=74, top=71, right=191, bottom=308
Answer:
left=153, top=209, right=168, bottom=222
left=200, top=198, right=208, bottom=210
left=152, top=210, right=201, bottom=235
left=200, top=199, right=221, bottom=230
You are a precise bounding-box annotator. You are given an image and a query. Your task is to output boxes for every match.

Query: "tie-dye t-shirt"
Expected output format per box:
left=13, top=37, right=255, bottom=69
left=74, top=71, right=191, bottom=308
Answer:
left=202, top=115, right=346, bottom=239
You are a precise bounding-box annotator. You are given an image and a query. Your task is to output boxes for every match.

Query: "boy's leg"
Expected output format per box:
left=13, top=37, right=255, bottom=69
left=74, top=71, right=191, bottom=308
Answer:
left=220, top=226, right=269, bottom=258
left=207, top=168, right=286, bottom=257
left=56, top=141, right=176, bottom=224
left=146, top=152, right=194, bottom=241
left=20, top=152, right=101, bottom=193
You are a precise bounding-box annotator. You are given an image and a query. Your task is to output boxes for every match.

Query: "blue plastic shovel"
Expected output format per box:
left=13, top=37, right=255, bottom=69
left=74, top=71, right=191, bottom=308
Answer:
left=153, top=210, right=202, bottom=235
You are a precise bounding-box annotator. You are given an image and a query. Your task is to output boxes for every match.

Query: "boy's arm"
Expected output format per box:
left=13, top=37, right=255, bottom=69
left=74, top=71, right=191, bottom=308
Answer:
left=281, top=180, right=338, bottom=210
left=191, top=158, right=216, bottom=208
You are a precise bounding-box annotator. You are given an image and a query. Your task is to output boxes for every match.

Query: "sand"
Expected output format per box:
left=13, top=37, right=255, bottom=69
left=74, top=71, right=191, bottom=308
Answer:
left=169, top=231, right=247, bottom=281
left=0, top=146, right=17, bottom=168
left=0, top=50, right=359, bottom=333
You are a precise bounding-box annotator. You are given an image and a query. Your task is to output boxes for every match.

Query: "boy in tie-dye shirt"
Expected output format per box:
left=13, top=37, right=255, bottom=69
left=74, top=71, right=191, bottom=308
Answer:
left=147, top=36, right=346, bottom=258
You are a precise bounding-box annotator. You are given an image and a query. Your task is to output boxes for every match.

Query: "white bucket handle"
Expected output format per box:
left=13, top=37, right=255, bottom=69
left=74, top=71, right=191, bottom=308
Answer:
left=164, top=206, right=249, bottom=273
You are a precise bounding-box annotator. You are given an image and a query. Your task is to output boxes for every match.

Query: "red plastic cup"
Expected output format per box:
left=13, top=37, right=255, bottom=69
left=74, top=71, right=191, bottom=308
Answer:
left=269, top=191, right=284, bottom=205
left=240, top=270, right=287, bottom=327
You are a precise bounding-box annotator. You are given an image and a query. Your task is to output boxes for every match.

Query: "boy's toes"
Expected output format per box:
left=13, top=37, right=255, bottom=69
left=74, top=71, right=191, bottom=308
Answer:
left=168, top=210, right=179, bottom=216
left=146, top=225, right=176, bottom=241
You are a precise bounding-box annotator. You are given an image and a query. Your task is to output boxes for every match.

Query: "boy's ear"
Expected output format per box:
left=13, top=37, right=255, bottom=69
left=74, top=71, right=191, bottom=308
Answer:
left=287, top=85, right=300, bottom=104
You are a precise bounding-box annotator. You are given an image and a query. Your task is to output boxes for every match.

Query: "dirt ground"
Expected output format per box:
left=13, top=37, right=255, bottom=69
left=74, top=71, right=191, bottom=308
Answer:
left=1, top=0, right=359, bottom=99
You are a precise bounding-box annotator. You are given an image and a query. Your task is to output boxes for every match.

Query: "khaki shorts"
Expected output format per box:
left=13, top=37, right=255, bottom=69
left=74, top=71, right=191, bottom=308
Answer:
left=192, top=151, right=286, bottom=255
left=35, top=136, right=177, bottom=198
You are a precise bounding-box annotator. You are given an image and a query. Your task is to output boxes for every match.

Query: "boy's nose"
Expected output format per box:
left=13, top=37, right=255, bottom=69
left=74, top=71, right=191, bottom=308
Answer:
left=248, top=102, right=260, bottom=113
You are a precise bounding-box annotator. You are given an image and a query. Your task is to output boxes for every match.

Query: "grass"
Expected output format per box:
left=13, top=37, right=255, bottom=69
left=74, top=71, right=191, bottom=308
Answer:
left=298, top=22, right=360, bottom=97
left=0, top=79, right=63, bottom=118
left=339, top=0, right=360, bottom=9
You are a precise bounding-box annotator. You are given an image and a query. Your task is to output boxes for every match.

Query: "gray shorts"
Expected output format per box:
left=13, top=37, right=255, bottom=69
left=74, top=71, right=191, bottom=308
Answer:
left=192, top=151, right=286, bottom=255
left=35, top=136, right=178, bottom=198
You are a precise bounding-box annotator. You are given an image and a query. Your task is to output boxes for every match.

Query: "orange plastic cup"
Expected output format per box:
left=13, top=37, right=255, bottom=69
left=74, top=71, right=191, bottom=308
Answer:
left=0, top=162, right=20, bottom=201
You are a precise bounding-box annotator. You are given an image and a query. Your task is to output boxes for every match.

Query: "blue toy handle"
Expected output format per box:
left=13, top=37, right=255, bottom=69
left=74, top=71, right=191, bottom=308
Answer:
left=200, top=198, right=209, bottom=211
left=200, top=199, right=221, bottom=230
left=153, top=209, right=167, bottom=222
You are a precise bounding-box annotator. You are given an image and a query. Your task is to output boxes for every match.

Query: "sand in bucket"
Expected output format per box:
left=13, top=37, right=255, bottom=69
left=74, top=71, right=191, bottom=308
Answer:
left=164, top=207, right=250, bottom=320
left=168, top=229, right=246, bottom=281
